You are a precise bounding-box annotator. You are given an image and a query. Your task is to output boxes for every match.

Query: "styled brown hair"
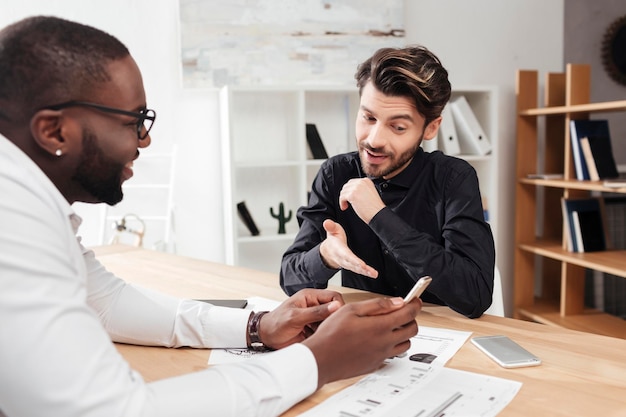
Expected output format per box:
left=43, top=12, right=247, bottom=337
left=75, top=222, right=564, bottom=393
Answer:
left=355, top=45, right=451, bottom=125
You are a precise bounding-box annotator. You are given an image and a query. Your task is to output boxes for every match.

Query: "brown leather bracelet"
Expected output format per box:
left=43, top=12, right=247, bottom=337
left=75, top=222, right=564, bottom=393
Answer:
left=247, top=311, right=270, bottom=351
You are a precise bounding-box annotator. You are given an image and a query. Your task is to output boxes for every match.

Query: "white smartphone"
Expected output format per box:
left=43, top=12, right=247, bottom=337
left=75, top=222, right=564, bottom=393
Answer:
left=471, top=335, right=541, bottom=368
left=403, top=276, right=432, bottom=303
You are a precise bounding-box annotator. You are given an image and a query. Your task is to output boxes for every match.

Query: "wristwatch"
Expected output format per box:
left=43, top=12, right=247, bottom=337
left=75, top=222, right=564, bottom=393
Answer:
left=247, top=311, right=270, bottom=351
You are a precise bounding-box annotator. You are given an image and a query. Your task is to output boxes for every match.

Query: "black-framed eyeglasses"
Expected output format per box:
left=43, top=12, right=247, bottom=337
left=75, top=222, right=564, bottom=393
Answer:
left=44, top=100, right=156, bottom=140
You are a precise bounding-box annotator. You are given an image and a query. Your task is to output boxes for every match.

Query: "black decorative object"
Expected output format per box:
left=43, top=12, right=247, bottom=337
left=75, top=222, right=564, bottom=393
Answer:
left=305, top=123, right=329, bottom=159
left=269, top=202, right=292, bottom=234
left=237, top=201, right=260, bottom=236
left=602, top=14, right=626, bottom=86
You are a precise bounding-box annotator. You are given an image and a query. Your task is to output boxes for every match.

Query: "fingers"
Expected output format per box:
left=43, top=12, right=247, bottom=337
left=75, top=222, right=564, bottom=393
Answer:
left=322, top=219, right=342, bottom=236
left=349, top=296, right=406, bottom=316
left=303, top=297, right=420, bottom=387
left=289, top=288, right=345, bottom=308
left=321, top=219, right=379, bottom=278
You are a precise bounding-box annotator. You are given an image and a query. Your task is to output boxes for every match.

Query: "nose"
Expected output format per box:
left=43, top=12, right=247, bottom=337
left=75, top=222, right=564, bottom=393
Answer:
left=139, top=133, right=152, bottom=148
left=367, top=123, right=387, bottom=149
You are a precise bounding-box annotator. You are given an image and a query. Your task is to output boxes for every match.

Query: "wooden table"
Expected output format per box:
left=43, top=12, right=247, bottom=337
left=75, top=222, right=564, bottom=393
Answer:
left=93, top=245, right=626, bottom=416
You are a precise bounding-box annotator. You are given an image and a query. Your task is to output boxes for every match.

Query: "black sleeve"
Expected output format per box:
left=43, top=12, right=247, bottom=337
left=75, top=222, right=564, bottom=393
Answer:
left=369, top=165, right=495, bottom=318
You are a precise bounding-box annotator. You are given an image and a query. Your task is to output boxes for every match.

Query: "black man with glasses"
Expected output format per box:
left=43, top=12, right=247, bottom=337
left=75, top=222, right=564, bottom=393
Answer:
left=0, top=15, right=420, bottom=417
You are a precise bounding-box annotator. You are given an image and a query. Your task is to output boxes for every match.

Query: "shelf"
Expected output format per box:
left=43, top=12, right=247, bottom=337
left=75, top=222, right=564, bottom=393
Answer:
left=520, top=177, right=626, bottom=193
left=517, top=299, right=626, bottom=339
left=514, top=64, right=626, bottom=339
left=519, top=100, right=626, bottom=116
left=518, top=240, right=626, bottom=278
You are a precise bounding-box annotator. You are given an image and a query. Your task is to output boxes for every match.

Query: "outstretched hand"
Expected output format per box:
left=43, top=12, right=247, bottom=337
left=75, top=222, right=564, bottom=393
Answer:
left=259, top=289, right=344, bottom=350
left=303, top=296, right=421, bottom=388
left=319, top=219, right=378, bottom=278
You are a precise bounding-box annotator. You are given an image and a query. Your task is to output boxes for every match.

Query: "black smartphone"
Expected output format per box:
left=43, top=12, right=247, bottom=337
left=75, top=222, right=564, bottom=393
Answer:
left=196, top=299, right=248, bottom=309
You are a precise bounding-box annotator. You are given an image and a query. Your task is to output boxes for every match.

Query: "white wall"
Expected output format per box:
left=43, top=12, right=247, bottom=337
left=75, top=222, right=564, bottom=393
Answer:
left=1, top=1, right=564, bottom=315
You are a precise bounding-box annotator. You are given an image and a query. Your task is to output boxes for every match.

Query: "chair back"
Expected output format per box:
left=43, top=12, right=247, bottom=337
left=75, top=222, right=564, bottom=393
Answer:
left=484, top=266, right=505, bottom=317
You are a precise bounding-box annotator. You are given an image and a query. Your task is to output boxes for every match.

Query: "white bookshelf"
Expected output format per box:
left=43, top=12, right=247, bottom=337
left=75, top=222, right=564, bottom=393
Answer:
left=220, top=85, right=498, bottom=274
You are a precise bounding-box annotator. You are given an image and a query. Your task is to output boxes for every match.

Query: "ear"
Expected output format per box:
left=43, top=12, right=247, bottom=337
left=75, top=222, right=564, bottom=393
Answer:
left=29, top=109, right=66, bottom=156
left=423, top=116, right=442, bottom=141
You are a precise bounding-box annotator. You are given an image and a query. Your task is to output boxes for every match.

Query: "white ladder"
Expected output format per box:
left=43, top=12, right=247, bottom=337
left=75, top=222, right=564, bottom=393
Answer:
left=99, top=145, right=177, bottom=252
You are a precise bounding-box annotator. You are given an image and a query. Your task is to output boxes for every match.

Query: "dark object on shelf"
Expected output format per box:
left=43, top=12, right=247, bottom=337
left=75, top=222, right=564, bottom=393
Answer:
left=580, top=135, right=619, bottom=180
left=237, top=201, right=260, bottom=236
left=569, top=119, right=611, bottom=180
left=270, top=202, right=292, bottom=234
left=602, top=14, right=626, bottom=86
left=305, top=123, right=329, bottom=159
left=573, top=210, right=606, bottom=252
left=561, top=197, right=609, bottom=253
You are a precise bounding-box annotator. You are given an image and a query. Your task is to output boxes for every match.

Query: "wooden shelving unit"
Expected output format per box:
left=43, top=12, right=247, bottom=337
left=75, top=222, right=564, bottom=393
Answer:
left=514, top=64, right=626, bottom=339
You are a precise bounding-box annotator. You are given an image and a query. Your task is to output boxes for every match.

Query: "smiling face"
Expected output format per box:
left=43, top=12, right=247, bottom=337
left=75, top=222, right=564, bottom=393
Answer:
left=65, top=56, right=152, bottom=204
left=356, top=82, right=441, bottom=179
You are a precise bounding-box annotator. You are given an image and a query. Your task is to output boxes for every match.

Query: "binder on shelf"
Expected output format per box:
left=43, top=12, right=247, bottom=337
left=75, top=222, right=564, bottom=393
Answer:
left=579, top=135, right=619, bottom=180
left=305, top=123, right=329, bottom=159
left=569, top=119, right=611, bottom=180
left=561, top=197, right=609, bottom=253
left=438, top=104, right=460, bottom=155
left=236, top=201, right=260, bottom=236
left=450, top=96, right=491, bottom=155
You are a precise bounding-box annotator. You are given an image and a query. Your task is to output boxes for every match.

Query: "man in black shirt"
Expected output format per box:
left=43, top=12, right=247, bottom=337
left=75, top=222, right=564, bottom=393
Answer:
left=280, top=45, right=495, bottom=318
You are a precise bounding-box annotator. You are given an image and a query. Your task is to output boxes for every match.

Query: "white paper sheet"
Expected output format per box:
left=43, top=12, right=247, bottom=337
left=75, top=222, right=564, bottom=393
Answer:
left=208, top=297, right=521, bottom=417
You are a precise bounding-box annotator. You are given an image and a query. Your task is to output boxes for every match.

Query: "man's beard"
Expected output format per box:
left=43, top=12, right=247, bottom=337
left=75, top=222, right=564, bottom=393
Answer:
left=72, top=128, right=125, bottom=205
left=361, top=138, right=421, bottom=178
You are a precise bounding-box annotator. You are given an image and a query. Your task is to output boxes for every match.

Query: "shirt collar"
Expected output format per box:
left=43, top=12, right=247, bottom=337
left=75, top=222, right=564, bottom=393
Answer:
left=0, top=133, right=80, bottom=232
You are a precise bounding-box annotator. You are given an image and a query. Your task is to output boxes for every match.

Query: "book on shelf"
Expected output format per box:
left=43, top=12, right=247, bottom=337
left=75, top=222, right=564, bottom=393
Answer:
left=305, top=123, right=329, bottom=159
left=572, top=210, right=606, bottom=252
left=527, top=173, right=564, bottom=179
left=603, top=178, right=626, bottom=188
left=579, top=135, right=619, bottom=181
left=236, top=201, right=260, bottom=236
left=437, top=104, right=460, bottom=155
left=449, top=96, right=491, bottom=155
left=561, top=197, right=609, bottom=253
left=569, top=119, right=611, bottom=180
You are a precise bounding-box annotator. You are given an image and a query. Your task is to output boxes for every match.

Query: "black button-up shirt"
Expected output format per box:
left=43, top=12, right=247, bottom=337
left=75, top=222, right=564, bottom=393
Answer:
left=280, top=149, right=495, bottom=318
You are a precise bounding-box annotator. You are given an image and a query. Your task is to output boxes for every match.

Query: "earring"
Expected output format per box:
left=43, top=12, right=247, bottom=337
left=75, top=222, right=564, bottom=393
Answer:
left=55, top=149, right=62, bottom=157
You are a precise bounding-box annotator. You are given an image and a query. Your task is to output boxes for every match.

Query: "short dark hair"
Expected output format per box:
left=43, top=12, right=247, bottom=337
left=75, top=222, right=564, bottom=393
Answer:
left=355, top=45, right=451, bottom=125
left=0, top=16, right=129, bottom=122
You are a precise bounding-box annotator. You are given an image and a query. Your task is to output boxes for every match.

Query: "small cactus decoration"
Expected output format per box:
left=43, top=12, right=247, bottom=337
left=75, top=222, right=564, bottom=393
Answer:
left=270, top=202, right=292, bottom=234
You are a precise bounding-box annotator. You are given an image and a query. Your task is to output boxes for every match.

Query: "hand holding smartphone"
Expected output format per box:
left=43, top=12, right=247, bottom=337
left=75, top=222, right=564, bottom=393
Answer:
left=404, top=276, right=432, bottom=303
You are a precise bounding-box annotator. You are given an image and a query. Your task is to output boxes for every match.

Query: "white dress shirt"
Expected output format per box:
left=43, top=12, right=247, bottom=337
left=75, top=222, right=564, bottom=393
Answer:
left=0, top=134, right=318, bottom=417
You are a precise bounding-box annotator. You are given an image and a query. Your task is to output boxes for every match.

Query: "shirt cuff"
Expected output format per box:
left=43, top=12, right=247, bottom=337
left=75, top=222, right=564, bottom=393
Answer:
left=304, top=245, right=339, bottom=286
left=255, top=343, right=318, bottom=415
